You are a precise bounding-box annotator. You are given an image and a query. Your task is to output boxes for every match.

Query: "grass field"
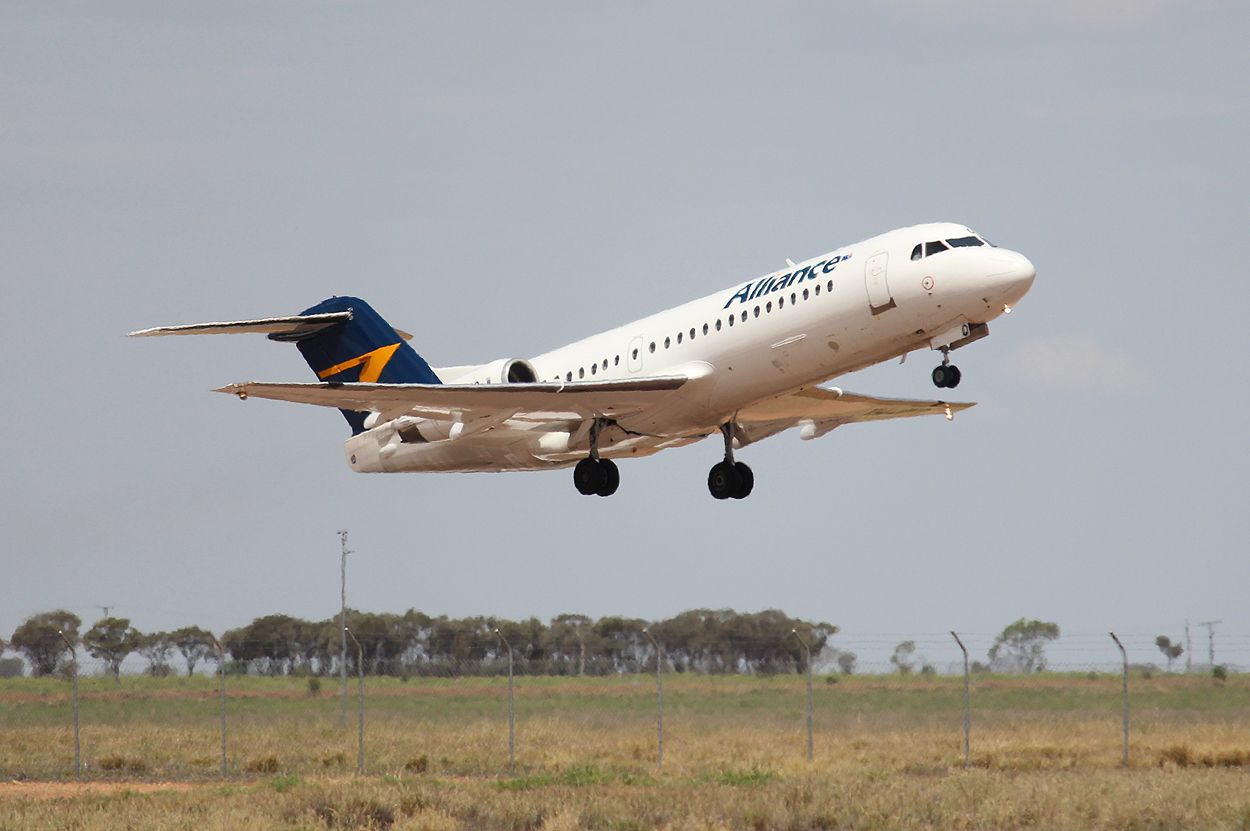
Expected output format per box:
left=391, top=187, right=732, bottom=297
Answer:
left=3, top=672, right=1250, bottom=829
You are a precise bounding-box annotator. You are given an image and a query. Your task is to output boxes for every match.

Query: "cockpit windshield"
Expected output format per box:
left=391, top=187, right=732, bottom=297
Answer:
left=912, top=234, right=992, bottom=260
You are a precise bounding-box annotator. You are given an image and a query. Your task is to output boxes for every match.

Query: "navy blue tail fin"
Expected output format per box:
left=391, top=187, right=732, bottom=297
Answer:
left=277, top=296, right=441, bottom=434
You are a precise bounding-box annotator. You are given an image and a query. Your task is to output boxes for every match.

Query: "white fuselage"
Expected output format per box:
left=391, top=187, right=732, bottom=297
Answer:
left=346, top=222, right=1035, bottom=472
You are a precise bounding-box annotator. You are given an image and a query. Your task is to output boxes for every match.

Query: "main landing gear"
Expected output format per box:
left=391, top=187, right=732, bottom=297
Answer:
left=932, top=349, right=962, bottom=389
left=573, top=419, right=620, bottom=497
left=708, top=423, right=753, bottom=500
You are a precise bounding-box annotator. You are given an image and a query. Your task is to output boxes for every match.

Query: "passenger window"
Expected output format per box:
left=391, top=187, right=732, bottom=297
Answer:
left=702, top=323, right=709, bottom=335
left=716, top=319, right=722, bottom=330
left=602, top=359, right=608, bottom=370
left=911, top=244, right=922, bottom=261
left=925, top=240, right=948, bottom=257
left=676, top=332, right=682, bottom=344
left=728, top=315, right=734, bottom=327
left=753, top=306, right=760, bottom=318
left=578, top=368, right=584, bottom=379
left=790, top=292, right=796, bottom=305
left=631, top=348, right=638, bottom=360
left=778, top=297, right=784, bottom=309
left=614, top=355, right=620, bottom=366
left=827, top=280, right=833, bottom=292
left=690, top=327, right=696, bottom=339
left=566, top=372, right=572, bottom=382
left=649, top=342, right=656, bottom=353
left=766, top=301, right=772, bottom=313
left=591, top=364, right=597, bottom=375
left=741, top=311, right=747, bottom=322
left=814, top=284, right=821, bottom=296
left=664, top=336, right=671, bottom=349
left=802, top=288, right=809, bottom=300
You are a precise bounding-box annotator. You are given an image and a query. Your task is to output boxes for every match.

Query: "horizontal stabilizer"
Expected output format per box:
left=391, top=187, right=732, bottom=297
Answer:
left=128, top=312, right=353, bottom=339
left=215, top=376, right=688, bottom=422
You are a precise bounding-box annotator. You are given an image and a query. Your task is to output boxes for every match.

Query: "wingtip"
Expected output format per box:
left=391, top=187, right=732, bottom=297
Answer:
left=215, top=383, right=250, bottom=399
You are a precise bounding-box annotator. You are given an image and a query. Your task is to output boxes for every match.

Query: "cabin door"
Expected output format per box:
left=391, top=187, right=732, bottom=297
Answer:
left=864, top=251, right=896, bottom=314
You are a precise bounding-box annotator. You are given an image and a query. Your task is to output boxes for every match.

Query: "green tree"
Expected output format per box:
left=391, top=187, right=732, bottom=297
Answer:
left=1155, top=635, right=1184, bottom=672
left=988, top=618, right=1060, bottom=673
left=890, top=640, right=917, bottom=675
left=170, top=626, right=215, bottom=676
left=10, top=610, right=80, bottom=676
left=138, top=631, right=175, bottom=676
left=83, top=617, right=144, bottom=681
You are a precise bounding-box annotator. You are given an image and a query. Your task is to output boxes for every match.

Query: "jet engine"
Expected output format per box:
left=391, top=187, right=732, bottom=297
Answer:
left=445, top=358, right=540, bottom=385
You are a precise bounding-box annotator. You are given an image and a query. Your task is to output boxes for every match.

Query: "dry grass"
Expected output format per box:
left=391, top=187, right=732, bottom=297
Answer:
left=3, top=673, right=1250, bottom=829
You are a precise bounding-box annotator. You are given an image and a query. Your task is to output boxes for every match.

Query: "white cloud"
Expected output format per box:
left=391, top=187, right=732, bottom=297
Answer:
left=1011, top=334, right=1149, bottom=394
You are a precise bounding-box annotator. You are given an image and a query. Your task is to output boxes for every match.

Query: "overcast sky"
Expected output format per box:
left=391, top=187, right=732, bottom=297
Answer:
left=3, top=2, right=1248, bottom=669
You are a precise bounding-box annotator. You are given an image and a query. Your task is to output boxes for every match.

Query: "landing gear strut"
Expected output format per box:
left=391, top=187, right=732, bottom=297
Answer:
left=932, top=348, right=962, bottom=389
left=708, top=423, right=753, bottom=500
left=573, top=419, right=620, bottom=497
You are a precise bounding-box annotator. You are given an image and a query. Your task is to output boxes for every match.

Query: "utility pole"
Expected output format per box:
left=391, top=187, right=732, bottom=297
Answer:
left=96, top=605, right=113, bottom=620
left=339, top=530, right=351, bottom=728
left=1199, top=620, right=1222, bottom=668
left=1185, top=620, right=1192, bottom=673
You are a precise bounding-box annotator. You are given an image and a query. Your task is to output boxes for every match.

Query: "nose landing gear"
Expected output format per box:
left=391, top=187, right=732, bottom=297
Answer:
left=932, top=349, right=962, bottom=389
left=708, top=423, right=754, bottom=500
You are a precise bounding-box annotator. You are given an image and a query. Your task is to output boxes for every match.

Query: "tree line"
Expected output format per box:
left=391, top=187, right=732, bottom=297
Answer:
left=3, top=611, right=1196, bottom=680
left=1, top=608, right=842, bottom=679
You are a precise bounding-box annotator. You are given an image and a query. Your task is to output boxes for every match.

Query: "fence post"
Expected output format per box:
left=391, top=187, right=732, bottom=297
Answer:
left=1110, top=632, right=1129, bottom=767
left=792, top=629, right=813, bottom=762
left=950, top=631, right=970, bottom=769
left=345, top=627, right=365, bottom=775
left=57, top=630, right=80, bottom=780
left=643, top=629, right=664, bottom=769
left=338, top=530, right=350, bottom=728
left=209, top=635, right=227, bottom=777
left=493, top=629, right=515, bottom=775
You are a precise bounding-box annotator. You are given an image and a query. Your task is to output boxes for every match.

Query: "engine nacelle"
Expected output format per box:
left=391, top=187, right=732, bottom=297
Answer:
left=445, top=358, right=540, bottom=385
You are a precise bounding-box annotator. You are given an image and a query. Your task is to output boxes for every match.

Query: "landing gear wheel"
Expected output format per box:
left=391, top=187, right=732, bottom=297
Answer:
left=573, top=458, right=603, bottom=495
left=932, top=364, right=962, bottom=388
left=707, top=461, right=740, bottom=500
left=596, top=459, right=619, bottom=497
left=731, top=462, right=754, bottom=499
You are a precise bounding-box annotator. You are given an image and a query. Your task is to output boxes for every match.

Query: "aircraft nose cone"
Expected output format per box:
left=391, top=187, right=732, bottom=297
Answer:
left=987, top=251, right=1035, bottom=304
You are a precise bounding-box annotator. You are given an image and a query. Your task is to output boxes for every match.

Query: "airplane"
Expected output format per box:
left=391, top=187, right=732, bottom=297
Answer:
left=130, top=222, right=1035, bottom=500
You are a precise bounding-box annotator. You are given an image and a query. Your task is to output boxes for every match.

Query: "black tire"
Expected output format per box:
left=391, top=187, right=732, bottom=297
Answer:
left=732, top=462, right=754, bottom=499
left=707, top=461, right=739, bottom=500
left=596, top=459, right=620, bottom=497
left=946, top=365, right=962, bottom=388
left=573, top=458, right=602, bottom=495
left=932, top=365, right=949, bottom=388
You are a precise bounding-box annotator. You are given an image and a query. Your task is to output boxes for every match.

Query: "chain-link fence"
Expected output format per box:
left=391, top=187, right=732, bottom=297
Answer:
left=3, top=630, right=1248, bottom=782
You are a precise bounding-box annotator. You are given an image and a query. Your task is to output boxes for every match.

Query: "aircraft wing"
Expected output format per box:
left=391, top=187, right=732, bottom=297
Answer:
left=735, top=386, right=973, bottom=443
left=215, top=377, right=688, bottom=422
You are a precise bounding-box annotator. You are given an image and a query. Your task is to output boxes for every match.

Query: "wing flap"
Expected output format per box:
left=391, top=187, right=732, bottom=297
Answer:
left=736, top=386, right=973, bottom=443
left=216, top=376, right=688, bottom=422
